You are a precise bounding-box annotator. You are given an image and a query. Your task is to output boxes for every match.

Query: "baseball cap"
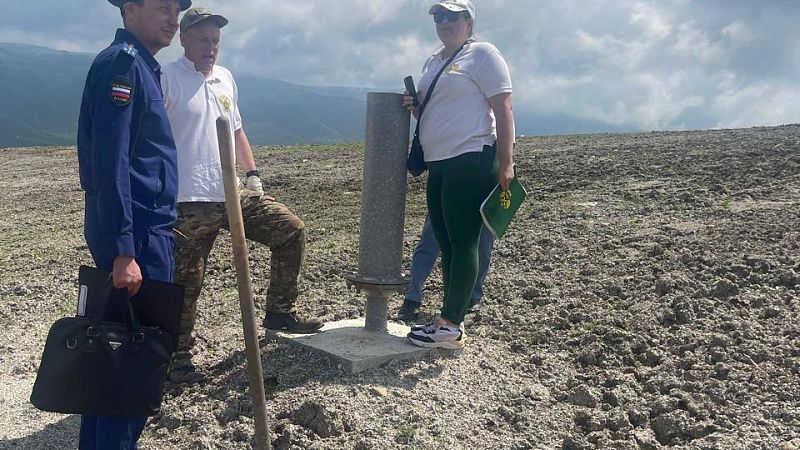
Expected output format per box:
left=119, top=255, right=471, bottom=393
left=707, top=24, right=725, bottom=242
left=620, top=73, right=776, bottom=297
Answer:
left=429, top=0, right=476, bottom=21
left=180, top=6, right=229, bottom=32
left=108, top=0, right=192, bottom=11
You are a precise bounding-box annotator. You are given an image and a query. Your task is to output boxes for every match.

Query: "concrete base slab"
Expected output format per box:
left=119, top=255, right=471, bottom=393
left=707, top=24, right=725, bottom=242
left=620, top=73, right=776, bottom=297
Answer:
left=265, top=318, right=432, bottom=373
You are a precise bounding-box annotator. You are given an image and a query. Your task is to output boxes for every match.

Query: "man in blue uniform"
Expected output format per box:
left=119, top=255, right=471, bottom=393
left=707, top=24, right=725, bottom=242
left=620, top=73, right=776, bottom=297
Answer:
left=76, top=0, right=190, bottom=448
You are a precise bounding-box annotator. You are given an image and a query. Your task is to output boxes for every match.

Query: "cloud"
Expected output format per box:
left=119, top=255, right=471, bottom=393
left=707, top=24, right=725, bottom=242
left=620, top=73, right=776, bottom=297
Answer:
left=480, top=0, right=800, bottom=131
left=1, top=0, right=799, bottom=133
left=722, top=21, right=754, bottom=44
left=712, top=77, right=800, bottom=129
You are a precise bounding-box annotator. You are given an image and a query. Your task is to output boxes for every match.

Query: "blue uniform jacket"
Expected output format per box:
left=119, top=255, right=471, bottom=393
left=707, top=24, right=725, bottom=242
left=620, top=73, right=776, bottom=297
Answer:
left=77, top=29, right=178, bottom=262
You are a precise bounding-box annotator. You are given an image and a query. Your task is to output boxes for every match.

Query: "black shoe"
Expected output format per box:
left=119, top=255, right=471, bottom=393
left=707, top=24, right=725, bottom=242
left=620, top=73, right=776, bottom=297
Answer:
left=263, top=312, right=323, bottom=334
left=398, top=300, right=420, bottom=322
left=167, top=359, right=205, bottom=384
left=466, top=298, right=481, bottom=314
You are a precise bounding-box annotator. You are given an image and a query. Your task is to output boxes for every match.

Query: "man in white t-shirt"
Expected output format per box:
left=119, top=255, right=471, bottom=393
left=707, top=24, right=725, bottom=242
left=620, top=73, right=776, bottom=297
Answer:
left=162, top=7, right=323, bottom=383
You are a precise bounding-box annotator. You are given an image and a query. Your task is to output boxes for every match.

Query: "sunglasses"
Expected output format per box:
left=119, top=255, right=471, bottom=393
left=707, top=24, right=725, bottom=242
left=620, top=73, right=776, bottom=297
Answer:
left=433, top=10, right=467, bottom=24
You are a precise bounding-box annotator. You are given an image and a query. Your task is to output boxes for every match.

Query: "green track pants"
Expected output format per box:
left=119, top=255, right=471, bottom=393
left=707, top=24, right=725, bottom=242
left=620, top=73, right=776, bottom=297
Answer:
left=426, top=144, right=498, bottom=324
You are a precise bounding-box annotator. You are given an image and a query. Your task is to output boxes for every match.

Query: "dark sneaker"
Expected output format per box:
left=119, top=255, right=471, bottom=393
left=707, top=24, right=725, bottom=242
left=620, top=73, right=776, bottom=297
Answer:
left=398, top=299, right=420, bottom=322
left=167, top=360, right=205, bottom=384
left=263, top=312, right=323, bottom=334
left=466, top=298, right=481, bottom=314
left=407, top=317, right=466, bottom=349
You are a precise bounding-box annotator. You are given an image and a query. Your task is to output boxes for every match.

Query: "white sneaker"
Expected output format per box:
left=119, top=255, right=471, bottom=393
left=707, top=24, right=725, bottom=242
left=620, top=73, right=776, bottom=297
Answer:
left=407, top=317, right=465, bottom=349
left=410, top=318, right=465, bottom=332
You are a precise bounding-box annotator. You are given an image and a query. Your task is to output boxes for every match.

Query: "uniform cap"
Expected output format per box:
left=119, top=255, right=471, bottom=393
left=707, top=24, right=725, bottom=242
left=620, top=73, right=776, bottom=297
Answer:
left=429, top=0, right=476, bottom=21
left=180, top=6, right=228, bottom=32
left=108, top=0, right=192, bottom=11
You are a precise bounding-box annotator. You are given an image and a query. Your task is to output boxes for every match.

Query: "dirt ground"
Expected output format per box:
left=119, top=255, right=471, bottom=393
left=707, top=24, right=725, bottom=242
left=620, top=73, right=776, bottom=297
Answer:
left=0, top=125, right=799, bottom=450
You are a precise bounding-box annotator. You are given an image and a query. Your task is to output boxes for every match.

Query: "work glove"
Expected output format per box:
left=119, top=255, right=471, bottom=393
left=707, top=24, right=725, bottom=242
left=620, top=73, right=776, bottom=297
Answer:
left=243, top=174, right=264, bottom=197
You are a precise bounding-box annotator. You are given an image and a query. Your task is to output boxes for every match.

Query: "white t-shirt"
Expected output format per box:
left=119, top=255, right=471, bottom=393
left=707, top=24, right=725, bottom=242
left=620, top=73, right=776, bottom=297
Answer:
left=417, top=41, right=513, bottom=162
left=162, top=55, right=243, bottom=203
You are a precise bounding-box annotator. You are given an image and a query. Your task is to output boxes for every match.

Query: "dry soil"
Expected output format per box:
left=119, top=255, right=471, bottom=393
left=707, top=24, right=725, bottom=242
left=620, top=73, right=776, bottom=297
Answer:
left=1, top=126, right=799, bottom=449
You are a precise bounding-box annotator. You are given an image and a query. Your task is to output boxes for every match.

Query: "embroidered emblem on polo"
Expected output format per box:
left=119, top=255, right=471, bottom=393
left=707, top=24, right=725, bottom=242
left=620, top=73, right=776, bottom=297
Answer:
left=447, top=63, right=460, bottom=73
left=110, top=76, right=134, bottom=106
left=218, top=95, right=231, bottom=113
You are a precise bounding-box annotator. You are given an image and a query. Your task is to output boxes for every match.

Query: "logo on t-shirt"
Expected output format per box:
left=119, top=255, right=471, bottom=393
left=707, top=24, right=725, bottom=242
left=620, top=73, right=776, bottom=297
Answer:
left=218, top=95, right=232, bottom=113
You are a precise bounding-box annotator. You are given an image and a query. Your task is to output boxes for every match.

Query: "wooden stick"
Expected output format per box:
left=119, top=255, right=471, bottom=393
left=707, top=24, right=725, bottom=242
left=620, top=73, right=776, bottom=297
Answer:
left=216, top=116, right=271, bottom=450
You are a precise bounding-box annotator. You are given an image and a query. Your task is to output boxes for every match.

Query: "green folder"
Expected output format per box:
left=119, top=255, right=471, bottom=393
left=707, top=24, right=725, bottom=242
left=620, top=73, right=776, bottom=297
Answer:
left=480, top=176, right=528, bottom=239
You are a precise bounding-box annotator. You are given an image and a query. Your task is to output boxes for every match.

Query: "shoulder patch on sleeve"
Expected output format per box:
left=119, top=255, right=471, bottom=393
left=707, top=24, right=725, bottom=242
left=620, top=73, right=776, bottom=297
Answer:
left=121, top=43, right=138, bottom=58
left=107, top=43, right=137, bottom=77
left=109, top=76, right=134, bottom=106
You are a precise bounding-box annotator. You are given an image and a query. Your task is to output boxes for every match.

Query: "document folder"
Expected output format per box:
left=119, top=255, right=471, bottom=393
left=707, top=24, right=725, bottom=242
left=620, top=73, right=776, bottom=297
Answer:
left=479, top=176, right=528, bottom=239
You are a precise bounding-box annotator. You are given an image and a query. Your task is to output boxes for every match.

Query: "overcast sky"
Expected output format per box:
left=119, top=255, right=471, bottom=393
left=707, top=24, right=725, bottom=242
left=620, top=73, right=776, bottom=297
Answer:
left=2, top=0, right=799, bottom=133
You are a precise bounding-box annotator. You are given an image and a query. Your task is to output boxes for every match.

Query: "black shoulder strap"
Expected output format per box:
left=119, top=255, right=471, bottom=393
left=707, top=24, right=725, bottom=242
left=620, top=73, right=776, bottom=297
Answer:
left=414, top=39, right=472, bottom=136
left=104, top=43, right=137, bottom=84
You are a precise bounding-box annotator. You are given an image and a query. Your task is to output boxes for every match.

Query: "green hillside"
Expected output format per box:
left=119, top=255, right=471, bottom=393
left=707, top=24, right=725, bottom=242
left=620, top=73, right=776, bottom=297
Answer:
left=0, top=43, right=367, bottom=148
left=0, top=43, right=92, bottom=147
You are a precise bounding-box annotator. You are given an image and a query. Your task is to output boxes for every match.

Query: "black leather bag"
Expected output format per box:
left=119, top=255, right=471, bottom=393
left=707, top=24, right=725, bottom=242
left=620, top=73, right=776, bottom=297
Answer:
left=30, top=287, right=174, bottom=417
left=406, top=39, right=471, bottom=177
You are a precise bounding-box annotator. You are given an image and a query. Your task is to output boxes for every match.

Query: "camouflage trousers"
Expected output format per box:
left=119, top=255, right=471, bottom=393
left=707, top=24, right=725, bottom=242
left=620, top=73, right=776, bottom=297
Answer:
left=173, top=193, right=306, bottom=357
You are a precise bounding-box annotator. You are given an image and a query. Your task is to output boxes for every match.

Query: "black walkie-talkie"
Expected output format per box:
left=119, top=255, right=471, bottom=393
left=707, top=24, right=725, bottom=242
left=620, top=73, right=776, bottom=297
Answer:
left=403, top=76, right=419, bottom=107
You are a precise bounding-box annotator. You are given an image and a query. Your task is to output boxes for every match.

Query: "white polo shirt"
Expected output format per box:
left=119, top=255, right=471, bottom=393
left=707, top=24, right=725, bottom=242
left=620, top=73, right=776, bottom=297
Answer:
left=162, top=55, right=243, bottom=203
left=417, top=41, right=513, bottom=162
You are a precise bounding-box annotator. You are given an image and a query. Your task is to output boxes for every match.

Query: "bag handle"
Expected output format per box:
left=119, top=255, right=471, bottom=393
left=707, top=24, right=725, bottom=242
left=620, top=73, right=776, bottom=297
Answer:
left=86, top=279, right=142, bottom=335
left=413, top=38, right=473, bottom=140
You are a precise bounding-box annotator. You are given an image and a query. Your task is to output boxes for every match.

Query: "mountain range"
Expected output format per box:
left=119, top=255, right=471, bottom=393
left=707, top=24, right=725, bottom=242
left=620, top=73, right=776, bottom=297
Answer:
left=0, top=42, right=369, bottom=148
left=0, top=42, right=629, bottom=148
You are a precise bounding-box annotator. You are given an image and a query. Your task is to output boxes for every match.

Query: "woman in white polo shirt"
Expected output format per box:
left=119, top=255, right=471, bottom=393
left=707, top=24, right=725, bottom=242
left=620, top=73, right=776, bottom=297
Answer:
left=405, top=0, right=515, bottom=349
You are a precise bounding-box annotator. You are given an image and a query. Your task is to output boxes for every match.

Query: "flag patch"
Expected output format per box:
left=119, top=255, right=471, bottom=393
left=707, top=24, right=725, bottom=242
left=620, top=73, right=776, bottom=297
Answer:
left=109, top=76, right=134, bottom=106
